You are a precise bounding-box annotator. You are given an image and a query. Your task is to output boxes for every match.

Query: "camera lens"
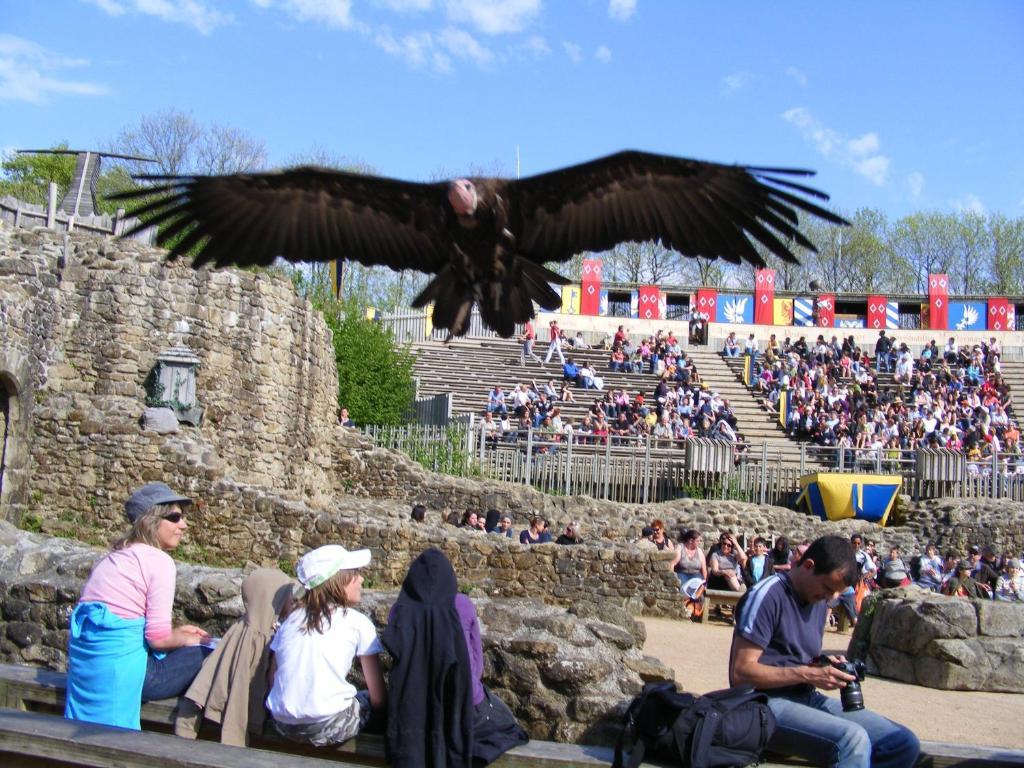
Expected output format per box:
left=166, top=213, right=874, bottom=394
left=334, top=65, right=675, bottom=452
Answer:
left=841, top=680, right=865, bottom=712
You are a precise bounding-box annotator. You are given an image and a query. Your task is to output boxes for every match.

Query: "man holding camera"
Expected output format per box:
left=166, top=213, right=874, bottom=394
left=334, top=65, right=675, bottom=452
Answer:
left=728, top=535, right=919, bottom=768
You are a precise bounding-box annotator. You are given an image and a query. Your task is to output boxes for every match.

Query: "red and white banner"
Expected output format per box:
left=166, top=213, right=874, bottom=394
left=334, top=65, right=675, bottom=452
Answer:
left=928, top=273, right=949, bottom=331
left=816, top=294, right=835, bottom=328
left=637, top=285, right=662, bottom=320
left=580, top=258, right=602, bottom=315
left=694, top=288, right=718, bottom=321
left=866, top=295, right=888, bottom=330
left=988, top=297, right=1014, bottom=331
left=754, top=269, right=776, bottom=325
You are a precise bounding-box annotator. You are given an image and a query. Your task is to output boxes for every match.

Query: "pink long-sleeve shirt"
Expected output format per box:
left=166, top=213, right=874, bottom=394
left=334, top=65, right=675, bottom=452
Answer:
left=79, top=543, right=176, bottom=643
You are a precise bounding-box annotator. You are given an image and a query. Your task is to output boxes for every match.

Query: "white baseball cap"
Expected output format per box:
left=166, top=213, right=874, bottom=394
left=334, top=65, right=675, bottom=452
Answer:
left=296, top=545, right=371, bottom=589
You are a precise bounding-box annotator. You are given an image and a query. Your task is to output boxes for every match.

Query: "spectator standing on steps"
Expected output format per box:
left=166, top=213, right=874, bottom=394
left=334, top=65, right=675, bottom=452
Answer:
left=520, top=320, right=542, bottom=366
left=544, top=320, right=566, bottom=365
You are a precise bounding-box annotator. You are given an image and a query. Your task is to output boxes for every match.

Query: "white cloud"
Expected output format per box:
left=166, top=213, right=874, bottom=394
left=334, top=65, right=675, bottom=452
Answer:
left=953, top=193, right=986, bottom=216
left=437, top=27, right=493, bottom=66
left=0, top=34, right=110, bottom=104
left=781, top=106, right=891, bottom=186
left=515, top=35, right=550, bottom=58
left=443, top=0, right=540, bottom=36
left=86, top=0, right=232, bottom=34
left=721, top=70, right=755, bottom=95
left=374, top=0, right=432, bottom=11
left=907, top=171, right=924, bottom=199
left=371, top=28, right=438, bottom=68
left=562, top=41, right=582, bottom=64
left=253, top=0, right=353, bottom=29
left=608, top=0, right=636, bottom=21
left=595, top=45, right=611, bottom=63
left=785, top=65, right=807, bottom=86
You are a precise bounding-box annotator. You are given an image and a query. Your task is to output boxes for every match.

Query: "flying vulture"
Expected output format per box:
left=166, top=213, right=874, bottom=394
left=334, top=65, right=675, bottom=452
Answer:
left=113, top=150, right=847, bottom=337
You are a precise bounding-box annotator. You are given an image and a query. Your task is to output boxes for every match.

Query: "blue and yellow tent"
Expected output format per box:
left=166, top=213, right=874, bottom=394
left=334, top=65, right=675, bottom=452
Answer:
left=795, top=473, right=901, bottom=526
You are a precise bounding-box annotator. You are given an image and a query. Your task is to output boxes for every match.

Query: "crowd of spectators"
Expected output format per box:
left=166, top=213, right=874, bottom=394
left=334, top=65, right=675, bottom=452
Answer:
left=480, top=325, right=744, bottom=453
left=417, top=505, right=585, bottom=546
left=734, top=330, right=1017, bottom=470
left=634, top=524, right=1024, bottom=623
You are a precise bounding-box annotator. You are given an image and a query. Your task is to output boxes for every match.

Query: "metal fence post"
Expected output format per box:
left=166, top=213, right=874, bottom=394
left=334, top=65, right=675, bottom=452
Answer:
left=643, top=434, right=652, bottom=505
left=759, top=442, right=768, bottom=505
left=799, top=443, right=805, bottom=476
left=525, top=427, right=533, bottom=486
left=565, top=432, right=573, bottom=497
left=992, top=450, right=1000, bottom=499
left=603, top=433, right=612, bottom=500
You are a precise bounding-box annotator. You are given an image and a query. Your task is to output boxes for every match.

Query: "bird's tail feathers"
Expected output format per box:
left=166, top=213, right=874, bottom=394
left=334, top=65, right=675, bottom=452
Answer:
left=412, top=259, right=568, bottom=338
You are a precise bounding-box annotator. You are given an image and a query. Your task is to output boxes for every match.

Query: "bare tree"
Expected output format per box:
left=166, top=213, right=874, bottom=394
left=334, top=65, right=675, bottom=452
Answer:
left=111, top=109, right=203, bottom=176
left=195, top=124, right=266, bottom=175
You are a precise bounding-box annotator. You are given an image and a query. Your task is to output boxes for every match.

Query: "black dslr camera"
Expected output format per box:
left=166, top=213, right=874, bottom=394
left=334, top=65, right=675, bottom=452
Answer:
left=816, top=656, right=867, bottom=711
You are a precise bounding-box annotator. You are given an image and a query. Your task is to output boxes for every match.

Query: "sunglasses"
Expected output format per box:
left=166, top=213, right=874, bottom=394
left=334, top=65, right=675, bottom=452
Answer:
left=162, top=511, right=186, bottom=524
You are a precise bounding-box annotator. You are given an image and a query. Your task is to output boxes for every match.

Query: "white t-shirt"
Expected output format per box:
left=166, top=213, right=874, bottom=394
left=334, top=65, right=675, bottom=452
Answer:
left=267, top=605, right=382, bottom=725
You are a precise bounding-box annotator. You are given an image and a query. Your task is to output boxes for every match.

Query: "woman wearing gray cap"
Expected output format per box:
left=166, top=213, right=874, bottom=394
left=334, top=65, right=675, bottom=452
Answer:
left=65, top=482, right=211, bottom=730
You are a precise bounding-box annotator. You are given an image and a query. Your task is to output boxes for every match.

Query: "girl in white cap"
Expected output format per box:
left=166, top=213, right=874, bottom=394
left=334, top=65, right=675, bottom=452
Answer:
left=266, top=544, right=386, bottom=746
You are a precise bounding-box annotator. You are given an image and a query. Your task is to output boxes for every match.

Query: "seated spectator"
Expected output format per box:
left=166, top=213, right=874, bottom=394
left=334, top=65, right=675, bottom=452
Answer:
left=480, top=411, right=500, bottom=447
left=974, top=545, right=1002, bottom=593
left=493, top=515, right=515, bottom=538
left=486, top=385, right=507, bottom=415
left=708, top=533, right=747, bottom=593
left=880, top=546, right=911, bottom=588
left=578, top=362, right=597, bottom=389
left=66, top=483, right=211, bottom=730
left=742, top=537, right=774, bottom=587
left=915, top=544, right=943, bottom=591
left=675, top=529, right=707, bottom=588
left=573, top=331, right=589, bottom=349
left=175, top=568, right=295, bottom=746
left=410, top=504, right=427, bottom=523
left=382, top=549, right=528, bottom=766
left=562, top=357, right=579, bottom=383
left=459, top=510, right=485, bottom=531
left=995, top=558, right=1023, bottom=601
left=558, top=382, right=576, bottom=403
left=769, top=536, right=792, bottom=573
left=942, top=561, right=987, bottom=598
left=555, top=521, right=582, bottom=545
left=744, top=334, right=759, bottom=357
left=339, top=407, right=356, bottom=428
left=267, top=545, right=385, bottom=746
left=519, top=517, right=546, bottom=545
left=483, top=509, right=501, bottom=533
left=638, top=519, right=681, bottom=574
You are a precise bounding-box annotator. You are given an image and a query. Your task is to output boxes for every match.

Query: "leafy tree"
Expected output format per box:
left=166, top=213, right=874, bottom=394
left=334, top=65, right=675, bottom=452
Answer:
left=0, top=144, right=75, bottom=205
left=291, top=267, right=417, bottom=426
left=326, top=301, right=417, bottom=426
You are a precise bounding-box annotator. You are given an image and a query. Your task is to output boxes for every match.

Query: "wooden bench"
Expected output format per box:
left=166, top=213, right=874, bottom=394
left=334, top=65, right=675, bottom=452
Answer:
left=2, top=662, right=1021, bottom=768
left=700, top=588, right=743, bottom=624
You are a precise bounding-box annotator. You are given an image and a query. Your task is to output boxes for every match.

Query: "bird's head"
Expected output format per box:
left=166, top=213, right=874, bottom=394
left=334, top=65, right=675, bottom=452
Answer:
left=448, top=178, right=478, bottom=216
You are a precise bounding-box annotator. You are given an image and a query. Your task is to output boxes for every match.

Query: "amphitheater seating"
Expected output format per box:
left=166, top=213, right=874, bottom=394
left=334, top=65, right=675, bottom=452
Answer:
left=410, top=337, right=820, bottom=467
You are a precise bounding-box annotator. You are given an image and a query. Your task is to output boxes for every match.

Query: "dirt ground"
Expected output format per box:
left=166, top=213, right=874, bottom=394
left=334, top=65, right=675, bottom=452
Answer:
left=640, top=617, right=1024, bottom=750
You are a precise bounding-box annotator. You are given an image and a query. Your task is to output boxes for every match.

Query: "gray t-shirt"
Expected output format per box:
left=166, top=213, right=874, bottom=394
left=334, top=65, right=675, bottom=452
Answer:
left=730, top=573, right=825, bottom=695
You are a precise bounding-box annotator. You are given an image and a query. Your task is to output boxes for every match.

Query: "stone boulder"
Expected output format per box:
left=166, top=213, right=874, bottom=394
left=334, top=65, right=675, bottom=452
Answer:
left=850, top=587, right=1024, bottom=693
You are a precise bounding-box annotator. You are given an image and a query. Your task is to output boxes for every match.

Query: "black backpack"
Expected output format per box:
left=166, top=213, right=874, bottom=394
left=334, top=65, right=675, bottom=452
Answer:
left=613, top=682, right=775, bottom=768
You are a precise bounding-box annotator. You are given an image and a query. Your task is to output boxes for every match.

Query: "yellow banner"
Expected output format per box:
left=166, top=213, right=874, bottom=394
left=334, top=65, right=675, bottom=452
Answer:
left=425, top=304, right=434, bottom=338
left=561, top=284, right=581, bottom=315
left=773, top=298, right=793, bottom=326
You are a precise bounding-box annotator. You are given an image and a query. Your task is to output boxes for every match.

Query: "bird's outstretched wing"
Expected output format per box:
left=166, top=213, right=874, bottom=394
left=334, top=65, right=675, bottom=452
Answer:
left=508, top=150, right=848, bottom=266
left=110, top=167, right=451, bottom=271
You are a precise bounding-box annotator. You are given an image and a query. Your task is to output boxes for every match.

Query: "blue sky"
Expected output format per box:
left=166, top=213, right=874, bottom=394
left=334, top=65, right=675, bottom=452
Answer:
left=2, top=1, right=1022, bottom=219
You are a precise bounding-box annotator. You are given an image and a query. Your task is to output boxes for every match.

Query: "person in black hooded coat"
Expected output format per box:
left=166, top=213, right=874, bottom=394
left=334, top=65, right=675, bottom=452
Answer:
left=382, top=548, right=527, bottom=768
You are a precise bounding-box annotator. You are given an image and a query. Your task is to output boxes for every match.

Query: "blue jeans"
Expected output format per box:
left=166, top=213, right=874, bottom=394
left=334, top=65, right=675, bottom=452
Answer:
left=142, top=646, right=211, bottom=701
left=767, top=689, right=919, bottom=768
